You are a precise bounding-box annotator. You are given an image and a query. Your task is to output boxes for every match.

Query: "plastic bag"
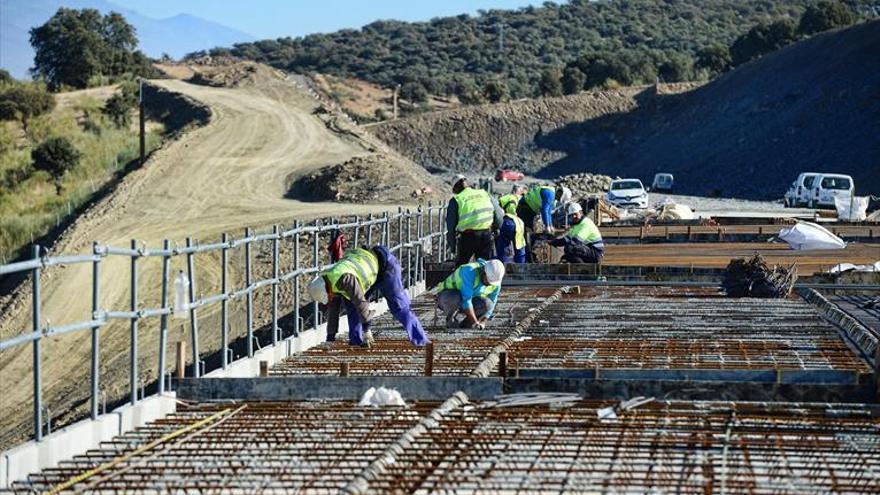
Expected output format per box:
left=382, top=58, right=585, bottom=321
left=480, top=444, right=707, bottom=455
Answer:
left=778, top=222, right=846, bottom=250
left=834, top=196, right=869, bottom=222
left=358, top=386, right=407, bottom=407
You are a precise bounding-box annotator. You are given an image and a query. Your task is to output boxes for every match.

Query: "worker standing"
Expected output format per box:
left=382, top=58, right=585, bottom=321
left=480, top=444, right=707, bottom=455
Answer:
left=433, top=259, right=506, bottom=329
left=446, top=176, right=503, bottom=266
left=308, top=245, right=429, bottom=348
left=517, top=184, right=571, bottom=234
left=495, top=195, right=527, bottom=264
left=549, top=203, right=605, bottom=263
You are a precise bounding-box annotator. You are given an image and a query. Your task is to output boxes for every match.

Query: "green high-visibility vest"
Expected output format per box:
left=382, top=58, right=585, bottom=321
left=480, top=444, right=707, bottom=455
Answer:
left=439, top=262, right=497, bottom=297
left=323, top=248, right=379, bottom=300
left=523, top=185, right=555, bottom=213
left=567, top=218, right=602, bottom=244
left=505, top=213, right=526, bottom=249
left=455, top=188, right=494, bottom=231
left=498, top=194, right=520, bottom=215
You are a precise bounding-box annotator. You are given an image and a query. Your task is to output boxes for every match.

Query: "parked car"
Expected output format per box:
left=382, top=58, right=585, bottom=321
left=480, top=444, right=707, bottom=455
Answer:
left=651, top=173, right=674, bottom=192
left=784, top=172, right=820, bottom=207
left=809, top=173, right=853, bottom=208
left=495, top=169, right=524, bottom=182
left=606, top=179, right=649, bottom=209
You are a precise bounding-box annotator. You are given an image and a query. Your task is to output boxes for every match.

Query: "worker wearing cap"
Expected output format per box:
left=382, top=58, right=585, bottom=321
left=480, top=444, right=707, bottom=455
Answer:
left=308, top=245, right=429, bottom=348
left=446, top=176, right=504, bottom=266
left=495, top=194, right=527, bottom=264
left=432, top=259, right=505, bottom=329
left=549, top=202, right=605, bottom=263
left=517, top=184, right=571, bottom=234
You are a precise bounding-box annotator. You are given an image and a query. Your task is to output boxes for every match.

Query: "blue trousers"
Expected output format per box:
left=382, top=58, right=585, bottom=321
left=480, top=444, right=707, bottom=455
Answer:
left=348, top=246, right=430, bottom=347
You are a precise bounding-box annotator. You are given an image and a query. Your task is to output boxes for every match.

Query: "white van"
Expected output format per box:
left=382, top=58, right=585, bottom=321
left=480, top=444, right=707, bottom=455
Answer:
left=784, top=172, right=820, bottom=207
left=651, top=173, right=674, bottom=192
left=809, top=174, right=853, bottom=208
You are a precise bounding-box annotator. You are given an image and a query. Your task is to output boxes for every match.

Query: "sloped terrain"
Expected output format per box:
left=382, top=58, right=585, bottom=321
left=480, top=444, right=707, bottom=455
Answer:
left=375, top=22, right=879, bottom=199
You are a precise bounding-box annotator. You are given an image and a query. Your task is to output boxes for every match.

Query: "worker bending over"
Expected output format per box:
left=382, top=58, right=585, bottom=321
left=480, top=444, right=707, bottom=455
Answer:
left=308, top=245, right=429, bottom=348
left=495, top=195, right=527, bottom=263
left=549, top=203, right=605, bottom=263
left=433, top=259, right=505, bottom=329
left=517, top=184, right=571, bottom=234
left=446, top=176, right=503, bottom=266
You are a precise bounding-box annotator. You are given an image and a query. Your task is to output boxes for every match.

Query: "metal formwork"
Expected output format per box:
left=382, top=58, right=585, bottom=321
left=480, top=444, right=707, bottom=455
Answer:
left=12, top=399, right=880, bottom=494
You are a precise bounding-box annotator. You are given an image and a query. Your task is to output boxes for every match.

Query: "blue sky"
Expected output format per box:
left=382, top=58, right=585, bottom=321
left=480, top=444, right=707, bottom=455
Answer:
left=111, top=0, right=542, bottom=39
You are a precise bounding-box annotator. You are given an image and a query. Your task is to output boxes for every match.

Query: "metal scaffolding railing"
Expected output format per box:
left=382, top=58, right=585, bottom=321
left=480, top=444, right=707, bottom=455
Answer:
left=0, top=204, right=449, bottom=442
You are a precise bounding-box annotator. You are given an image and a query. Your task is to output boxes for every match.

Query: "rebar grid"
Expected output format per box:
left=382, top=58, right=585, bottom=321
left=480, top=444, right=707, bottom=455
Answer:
left=371, top=400, right=880, bottom=494
left=15, top=401, right=432, bottom=494
left=271, top=289, right=549, bottom=376
left=506, top=288, right=872, bottom=373
left=15, top=400, right=877, bottom=494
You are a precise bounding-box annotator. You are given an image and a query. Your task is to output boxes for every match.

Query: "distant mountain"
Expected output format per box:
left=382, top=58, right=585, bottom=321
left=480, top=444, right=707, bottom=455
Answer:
left=0, top=0, right=254, bottom=79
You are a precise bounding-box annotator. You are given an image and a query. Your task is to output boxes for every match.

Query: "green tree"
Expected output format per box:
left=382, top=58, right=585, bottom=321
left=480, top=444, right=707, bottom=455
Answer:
left=561, top=66, right=585, bottom=95
left=454, top=78, right=483, bottom=105
left=29, top=8, right=155, bottom=90
left=0, top=84, right=56, bottom=135
left=696, top=44, right=732, bottom=75
left=31, top=136, right=81, bottom=194
left=399, top=81, right=428, bottom=103
left=538, top=68, right=563, bottom=97
left=798, top=1, right=856, bottom=35
left=730, top=19, right=799, bottom=66
left=658, top=53, right=695, bottom=82
left=482, top=79, right=509, bottom=103
left=0, top=69, right=13, bottom=86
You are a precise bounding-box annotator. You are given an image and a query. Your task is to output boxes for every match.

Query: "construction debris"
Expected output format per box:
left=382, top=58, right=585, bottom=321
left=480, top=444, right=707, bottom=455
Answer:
left=555, top=172, right=614, bottom=198
left=721, top=253, right=797, bottom=298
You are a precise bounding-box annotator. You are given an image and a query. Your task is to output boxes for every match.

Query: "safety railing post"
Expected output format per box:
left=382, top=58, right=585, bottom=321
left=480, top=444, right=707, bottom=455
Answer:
left=427, top=202, right=434, bottom=265
left=186, top=237, right=200, bottom=377
left=366, top=213, right=373, bottom=246
left=158, top=240, right=170, bottom=394
left=245, top=227, right=254, bottom=358
left=31, top=245, right=42, bottom=441
left=271, top=225, right=279, bottom=345
left=129, top=239, right=138, bottom=405
left=416, top=206, right=423, bottom=282
left=90, top=241, right=101, bottom=417
left=221, top=233, right=229, bottom=368
left=312, top=219, right=320, bottom=330
left=353, top=215, right=360, bottom=247
left=438, top=205, right=445, bottom=262
left=382, top=212, right=389, bottom=246
left=406, top=209, right=413, bottom=287
left=293, top=220, right=300, bottom=337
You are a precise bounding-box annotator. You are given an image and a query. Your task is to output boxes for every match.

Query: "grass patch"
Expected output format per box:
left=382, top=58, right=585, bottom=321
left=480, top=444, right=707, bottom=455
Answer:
left=0, top=87, right=163, bottom=262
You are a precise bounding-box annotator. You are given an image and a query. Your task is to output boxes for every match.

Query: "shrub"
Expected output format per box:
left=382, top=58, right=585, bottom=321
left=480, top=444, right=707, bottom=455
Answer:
left=0, top=84, right=56, bottom=135
left=798, top=1, right=856, bottom=35
left=31, top=136, right=81, bottom=194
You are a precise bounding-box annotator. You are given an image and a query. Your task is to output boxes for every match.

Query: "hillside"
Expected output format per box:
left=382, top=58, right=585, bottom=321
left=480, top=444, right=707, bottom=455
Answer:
left=0, top=0, right=254, bottom=78
left=373, top=21, right=880, bottom=199
left=216, top=0, right=873, bottom=99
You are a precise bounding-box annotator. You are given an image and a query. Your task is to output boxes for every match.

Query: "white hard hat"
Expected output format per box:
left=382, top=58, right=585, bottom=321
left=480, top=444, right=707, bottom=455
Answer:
left=483, top=259, right=506, bottom=285
left=566, top=202, right=583, bottom=215
left=307, top=276, right=328, bottom=305
left=452, top=174, right=466, bottom=185
left=558, top=186, right=572, bottom=204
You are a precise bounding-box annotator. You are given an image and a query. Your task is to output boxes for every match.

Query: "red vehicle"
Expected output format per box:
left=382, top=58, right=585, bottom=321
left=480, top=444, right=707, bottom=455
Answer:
left=495, top=169, right=524, bottom=182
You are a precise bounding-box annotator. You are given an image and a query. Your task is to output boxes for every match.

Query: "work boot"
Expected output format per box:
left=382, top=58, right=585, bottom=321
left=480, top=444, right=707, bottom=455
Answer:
left=364, top=329, right=376, bottom=347
left=445, top=311, right=460, bottom=329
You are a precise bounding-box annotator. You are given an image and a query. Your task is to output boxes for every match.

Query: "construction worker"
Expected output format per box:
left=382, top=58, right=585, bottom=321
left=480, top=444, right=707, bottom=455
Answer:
left=517, top=184, right=572, bottom=234
left=308, top=245, right=429, bottom=348
left=495, top=194, right=527, bottom=263
left=433, top=259, right=505, bottom=329
left=446, top=176, right=503, bottom=266
left=548, top=203, right=605, bottom=263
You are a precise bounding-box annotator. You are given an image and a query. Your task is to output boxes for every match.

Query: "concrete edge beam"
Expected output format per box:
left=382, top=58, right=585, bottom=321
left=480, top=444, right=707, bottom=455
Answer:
left=0, top=393, right=176, bottom=489
left=175, top=376, right=502, bottom=402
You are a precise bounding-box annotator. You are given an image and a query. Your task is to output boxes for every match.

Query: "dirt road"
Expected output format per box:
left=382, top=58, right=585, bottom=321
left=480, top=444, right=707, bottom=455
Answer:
left=0, top=70, right=397, bottom=447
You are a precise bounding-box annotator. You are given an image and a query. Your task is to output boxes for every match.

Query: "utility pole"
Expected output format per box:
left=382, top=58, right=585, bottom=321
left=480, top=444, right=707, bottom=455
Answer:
left=497, top=22, right=504, bottom=53
left=392, top=84, right=400, bottom=120
left=138, top=78, right=145, bottom=167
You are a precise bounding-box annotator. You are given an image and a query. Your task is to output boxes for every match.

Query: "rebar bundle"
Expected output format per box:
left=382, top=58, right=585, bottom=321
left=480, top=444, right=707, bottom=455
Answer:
left=722, top=253, right=797, bottom=297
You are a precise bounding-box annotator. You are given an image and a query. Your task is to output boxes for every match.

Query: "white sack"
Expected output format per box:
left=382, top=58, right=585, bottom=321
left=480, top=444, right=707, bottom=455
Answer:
left=835, top=196, right=869, bottom=222
left=778, top=221, right=846, bottom=250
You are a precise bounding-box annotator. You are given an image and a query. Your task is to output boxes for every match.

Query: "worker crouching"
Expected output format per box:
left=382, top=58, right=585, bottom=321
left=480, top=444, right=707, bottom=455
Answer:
left=433, top=259, right=505, bottom=330
left=549, top=203, right=605, bottom=263
left=308, top=246, right=430, bottom=348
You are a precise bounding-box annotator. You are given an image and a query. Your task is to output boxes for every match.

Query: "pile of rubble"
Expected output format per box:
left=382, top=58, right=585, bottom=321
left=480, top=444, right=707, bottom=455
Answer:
left=555, top=173, right=614, bottom=198
left=289, top=155, right=441, bottom=203
left=721, top=253, right=797, bottom=298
